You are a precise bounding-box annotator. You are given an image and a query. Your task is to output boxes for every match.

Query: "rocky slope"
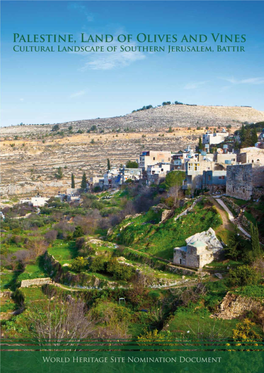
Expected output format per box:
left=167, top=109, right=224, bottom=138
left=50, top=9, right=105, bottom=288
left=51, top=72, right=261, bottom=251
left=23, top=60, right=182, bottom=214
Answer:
left=1, top=104, right=264, bottom=136
left=1, top=104, right=263, bottom=198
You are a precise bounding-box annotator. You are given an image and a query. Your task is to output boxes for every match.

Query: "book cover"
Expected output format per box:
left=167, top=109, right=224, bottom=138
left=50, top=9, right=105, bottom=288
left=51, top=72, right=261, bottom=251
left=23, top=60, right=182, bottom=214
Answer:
left=1, top=1, right=264, bottom=372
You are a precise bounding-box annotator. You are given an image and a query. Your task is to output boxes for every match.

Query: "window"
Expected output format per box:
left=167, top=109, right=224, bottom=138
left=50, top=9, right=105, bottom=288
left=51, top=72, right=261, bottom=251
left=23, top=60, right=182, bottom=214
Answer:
left=161, top=168, right=164, bottom=171
left=153, top=157, right=155, bottom=160
left=168, top=158, right=170, bottom=161
left=252, top=160, right=254, bottom=163
left=257, top=159, right=260, bottom=162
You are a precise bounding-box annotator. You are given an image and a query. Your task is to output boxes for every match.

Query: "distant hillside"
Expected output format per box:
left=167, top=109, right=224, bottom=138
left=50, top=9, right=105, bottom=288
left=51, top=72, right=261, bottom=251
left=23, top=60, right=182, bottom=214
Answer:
left=1, top=104, right=264, bottom=136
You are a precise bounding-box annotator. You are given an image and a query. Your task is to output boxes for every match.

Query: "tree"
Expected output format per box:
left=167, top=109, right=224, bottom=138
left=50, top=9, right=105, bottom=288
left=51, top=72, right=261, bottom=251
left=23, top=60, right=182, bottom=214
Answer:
left=81, top=172, right=87, bottom=190
left=107, top=158, right=111, bottom=170
left=71, top=173, right=75, bottom=188
left=242, top=127, right=252, bottom=147
left=27, top=297, right=94, bottom=344
left=55, top=167, right=63, bottom=179
left=228, top=265, right=259, bottom=287
left=251, top=128, right=258, bottom=145
left=52, top=124, right=59, bottom=132
left=90, top=125, right=97, bottom=131
left=126, top=160, right=138, bottom=168
left=165, top=171, right=185, bottom=206
left=240, top=124, right=246, bottom=143
left=73, top=225, right=84, bottom=238
left=198, top=136, right=203, bottom=150
left=250, top=222, right=261, bottom=258
left=165, top=171, right=185, bottom=190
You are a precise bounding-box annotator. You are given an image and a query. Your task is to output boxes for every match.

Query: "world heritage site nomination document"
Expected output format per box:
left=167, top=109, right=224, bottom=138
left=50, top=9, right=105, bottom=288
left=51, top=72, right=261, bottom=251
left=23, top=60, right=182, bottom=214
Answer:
left=1, top=1, right=264, bottom=373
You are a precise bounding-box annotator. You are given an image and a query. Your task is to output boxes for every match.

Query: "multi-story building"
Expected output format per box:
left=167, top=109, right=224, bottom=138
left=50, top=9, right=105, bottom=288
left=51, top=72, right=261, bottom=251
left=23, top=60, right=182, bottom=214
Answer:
left=146, top=162, right=171, bottom=185
left=139, top=151, right=172, bottom=171
left=172, top=147, right=197, bottom=170
left=203, top=131, right=229, bottom=145
left=202, top=170, right=226, bottom=189
left=184, top=153, right=215, bottom=189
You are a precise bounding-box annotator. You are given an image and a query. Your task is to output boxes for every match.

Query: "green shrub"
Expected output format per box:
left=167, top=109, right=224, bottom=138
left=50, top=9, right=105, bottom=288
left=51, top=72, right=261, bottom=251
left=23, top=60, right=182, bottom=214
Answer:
left=106, top=258, right=135, bottom=281
left=89, top=255, right=108, bottom=273
left=228, top=265, right=259, bottom=287
left=73, top=226, right=84, bottom=238
left=71, top=257, right=88, bottom=273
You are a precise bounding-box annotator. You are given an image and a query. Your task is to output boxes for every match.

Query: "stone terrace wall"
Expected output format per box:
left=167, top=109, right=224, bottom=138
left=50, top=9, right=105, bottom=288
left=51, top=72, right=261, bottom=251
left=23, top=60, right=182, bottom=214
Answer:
left=21, top=277, right=53, bottom=288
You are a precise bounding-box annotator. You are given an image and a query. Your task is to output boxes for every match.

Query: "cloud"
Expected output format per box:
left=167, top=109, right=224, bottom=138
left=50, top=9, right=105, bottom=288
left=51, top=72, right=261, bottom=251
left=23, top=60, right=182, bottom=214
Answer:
left=184, top=81, right=208, bottom=90
left=68, top=2, right=94, bottom=22
left=69, top=90, right=86, bottom=98
left=80, top=48, right=146, bottom=71
left=19, top=98, right=24, bottom=101
left=77, top=34, right=146, bottom=71
left=221, top=77, right=264, bottom=85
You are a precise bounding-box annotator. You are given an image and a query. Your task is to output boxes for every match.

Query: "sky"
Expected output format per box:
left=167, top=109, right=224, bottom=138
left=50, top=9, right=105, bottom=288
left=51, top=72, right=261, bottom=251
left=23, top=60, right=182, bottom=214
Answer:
left=1, top=1, right=264, bottom=127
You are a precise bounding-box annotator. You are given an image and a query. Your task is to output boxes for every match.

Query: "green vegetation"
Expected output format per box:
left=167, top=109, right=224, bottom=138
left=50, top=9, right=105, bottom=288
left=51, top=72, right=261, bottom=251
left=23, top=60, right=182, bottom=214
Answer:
left=1, top=182, right=263, bottom=344
left=110, top=198, right=222, bottom=259
left=126, top=160, right=138, bottom=168
left=107, top=158, right=111, bottom=170
left=228, top=265, right=260, bottom=287
left=81, top=172, right=87, bottom=190
left=55, top=167, right=63, bottom=179
left=71, top=173, right=75, bottom=188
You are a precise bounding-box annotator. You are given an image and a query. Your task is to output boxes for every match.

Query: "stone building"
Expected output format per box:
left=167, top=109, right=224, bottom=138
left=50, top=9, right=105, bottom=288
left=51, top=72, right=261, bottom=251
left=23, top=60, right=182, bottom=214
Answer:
left=226, top=164, right=253, bottom=200
left=238, top=147, right=264, bottom=166
left=173, top=228, right=223, bottom=269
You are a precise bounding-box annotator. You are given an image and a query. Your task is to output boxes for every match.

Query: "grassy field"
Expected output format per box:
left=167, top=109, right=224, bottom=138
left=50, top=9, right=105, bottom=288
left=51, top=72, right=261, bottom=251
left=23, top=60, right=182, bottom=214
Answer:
left=110, top=198, right=222, bottom=260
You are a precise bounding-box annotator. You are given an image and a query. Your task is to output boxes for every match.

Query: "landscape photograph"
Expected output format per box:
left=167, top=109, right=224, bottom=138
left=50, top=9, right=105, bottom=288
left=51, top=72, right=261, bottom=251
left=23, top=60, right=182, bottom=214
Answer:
left=1, top=1, right=264, bottom=372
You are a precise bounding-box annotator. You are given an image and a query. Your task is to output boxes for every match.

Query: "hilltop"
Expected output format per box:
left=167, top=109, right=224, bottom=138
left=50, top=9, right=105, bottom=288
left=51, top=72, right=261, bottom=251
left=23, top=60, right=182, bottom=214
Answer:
left=1, top=104, right=264, bottom=136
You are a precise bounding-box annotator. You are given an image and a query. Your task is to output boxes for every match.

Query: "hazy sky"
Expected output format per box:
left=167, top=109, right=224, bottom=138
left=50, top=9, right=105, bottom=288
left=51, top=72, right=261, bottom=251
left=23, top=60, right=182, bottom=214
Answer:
left=1, top=1, right=264, bottom=126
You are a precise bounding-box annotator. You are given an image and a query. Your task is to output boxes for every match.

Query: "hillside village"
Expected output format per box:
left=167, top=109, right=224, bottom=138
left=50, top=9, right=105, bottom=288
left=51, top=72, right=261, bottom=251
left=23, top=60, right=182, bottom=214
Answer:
left=0, top=116, right=264, bottom=348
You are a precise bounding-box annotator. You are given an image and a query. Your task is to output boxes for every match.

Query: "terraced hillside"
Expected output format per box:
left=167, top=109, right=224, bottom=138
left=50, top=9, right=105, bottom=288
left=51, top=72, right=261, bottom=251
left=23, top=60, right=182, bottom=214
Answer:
left=1, top=104, right=263, bottom=197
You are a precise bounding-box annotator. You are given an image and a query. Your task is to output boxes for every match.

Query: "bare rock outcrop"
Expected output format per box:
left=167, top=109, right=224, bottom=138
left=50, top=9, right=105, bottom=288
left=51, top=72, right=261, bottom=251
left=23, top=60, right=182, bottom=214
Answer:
left=214, top=292, right=264, bottom=320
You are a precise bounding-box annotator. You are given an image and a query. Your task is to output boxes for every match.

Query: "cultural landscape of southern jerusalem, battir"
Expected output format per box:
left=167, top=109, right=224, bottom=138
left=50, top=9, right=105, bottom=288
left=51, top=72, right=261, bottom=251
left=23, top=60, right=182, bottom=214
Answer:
left=1, top=101, right=264, bottom=347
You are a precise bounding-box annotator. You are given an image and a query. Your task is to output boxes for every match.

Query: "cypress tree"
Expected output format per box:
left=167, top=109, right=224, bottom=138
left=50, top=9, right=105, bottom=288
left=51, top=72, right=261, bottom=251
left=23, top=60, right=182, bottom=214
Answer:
left=240, top=124, right=246, bottom=143
left=198, top=136, right=203, bottom=150
left=107, top=158, right=111, bottom=170
left=81, top=172, right=87, bottom=190
left=251, top=128, right=258, bottom=145
left=250, top=222, right=261, bottom=258
left=71, top=173, right=75, bottom=188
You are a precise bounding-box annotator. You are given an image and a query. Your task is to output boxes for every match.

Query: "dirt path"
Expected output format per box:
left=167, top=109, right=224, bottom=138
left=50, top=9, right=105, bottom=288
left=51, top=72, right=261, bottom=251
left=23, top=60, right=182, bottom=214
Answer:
left=208, top=197, right=233, bottom=231
left=210, top=197, right=251, bottom=238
